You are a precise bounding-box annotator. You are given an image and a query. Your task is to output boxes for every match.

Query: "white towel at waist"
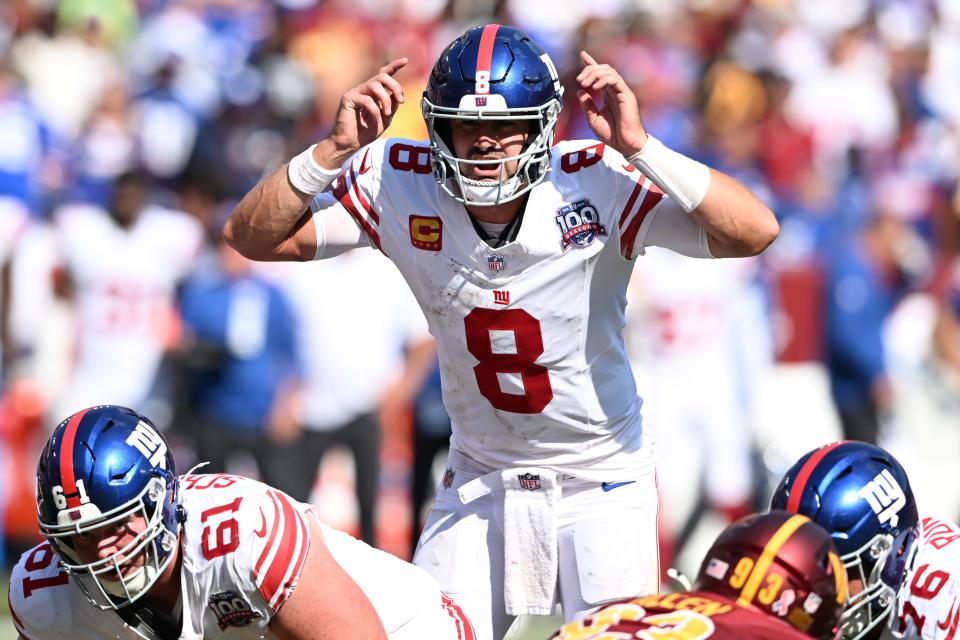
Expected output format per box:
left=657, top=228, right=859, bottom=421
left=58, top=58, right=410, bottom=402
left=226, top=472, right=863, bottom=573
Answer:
left=458, top=467, right=560, bottom=616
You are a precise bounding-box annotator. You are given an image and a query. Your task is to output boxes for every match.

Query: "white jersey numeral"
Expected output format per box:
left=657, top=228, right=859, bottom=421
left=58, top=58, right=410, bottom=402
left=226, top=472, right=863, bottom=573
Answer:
left=858, top=469, right=906, bottom=528
left=125, top=420, right=167, bottom=468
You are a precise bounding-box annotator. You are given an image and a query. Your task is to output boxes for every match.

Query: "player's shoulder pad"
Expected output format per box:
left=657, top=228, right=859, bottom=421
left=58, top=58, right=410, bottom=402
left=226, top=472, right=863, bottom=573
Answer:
left=181, top=474, right=311, bottom=612
left=8, top=543, right=74, bottom=639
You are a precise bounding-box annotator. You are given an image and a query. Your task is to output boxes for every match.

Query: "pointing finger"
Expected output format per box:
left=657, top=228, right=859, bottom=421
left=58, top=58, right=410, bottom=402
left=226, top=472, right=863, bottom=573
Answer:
left=379, top=57, right=409, bottom=76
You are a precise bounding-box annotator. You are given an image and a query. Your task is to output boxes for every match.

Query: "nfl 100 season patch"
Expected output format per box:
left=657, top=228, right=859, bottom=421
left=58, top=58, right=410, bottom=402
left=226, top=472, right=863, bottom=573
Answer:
left=555, top=199, right=607, bottom=250
left=208, top=591, right=263, bottom=629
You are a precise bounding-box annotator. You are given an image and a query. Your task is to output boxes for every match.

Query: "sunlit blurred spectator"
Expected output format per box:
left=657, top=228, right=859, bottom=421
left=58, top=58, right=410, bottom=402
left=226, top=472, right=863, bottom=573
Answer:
left=265, top=250, right=433, bottom=547
left=70, top=79, right=137, bottom=206
left=10, top=5, right=123, bottom=140
left=785, top=26, right=899, bottom=173
left=824, top=203, right=917, bottom=444
left=174, top=236, right=303, bottom=492
left=56, top=0, right=138, bottom=53
left=407, top=355, right=449, bottom=549
left=51, top=170, right=202, bottom=417
left=0, top=58, right=59, bottom=216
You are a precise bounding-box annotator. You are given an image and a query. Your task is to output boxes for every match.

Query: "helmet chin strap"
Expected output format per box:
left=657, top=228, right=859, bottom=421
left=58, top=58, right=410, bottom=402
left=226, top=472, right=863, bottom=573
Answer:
left=102, top=564, right=155, bottom=599
left=459, top=174, right=523, bottom=204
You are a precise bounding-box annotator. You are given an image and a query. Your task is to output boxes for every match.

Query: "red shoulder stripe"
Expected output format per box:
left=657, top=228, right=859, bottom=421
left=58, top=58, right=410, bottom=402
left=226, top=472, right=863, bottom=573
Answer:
left=349, top=163, right=379, bottom=225
left=332, top=172, right=383, bottom=253
left=617, top=176, right=647, bottom=228
left=620, top=179, right=664, bottom=259
left=442, top=592, right=477, bottom=640
left=253, top=491, right=282, bottom=579
left=257, top=490, right=309, bottom=610
left=8, top=589, right=25, bottom=631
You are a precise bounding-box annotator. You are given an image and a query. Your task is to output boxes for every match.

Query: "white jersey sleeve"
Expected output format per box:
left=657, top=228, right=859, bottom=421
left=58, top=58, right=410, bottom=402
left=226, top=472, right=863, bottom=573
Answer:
left=894, top=517, right=960, bottom=640
left=178, top=473, right=311, bottom=636
left=8, top=543, right=74, bottom=640
left=308, top=141, right=389, bottom=259
left=593, top=143, right=712, bottom=260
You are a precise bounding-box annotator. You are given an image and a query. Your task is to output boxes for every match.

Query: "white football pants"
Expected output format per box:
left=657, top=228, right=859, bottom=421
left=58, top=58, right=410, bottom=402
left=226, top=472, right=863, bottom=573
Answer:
left=413, top=449, right=659, bottom=640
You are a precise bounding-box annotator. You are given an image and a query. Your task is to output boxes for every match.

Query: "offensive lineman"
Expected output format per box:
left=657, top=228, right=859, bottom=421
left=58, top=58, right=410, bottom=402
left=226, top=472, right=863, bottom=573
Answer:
left=224, top=24, right=779, bottom=639
left=9, top=405, right=474, bottom=640
left=551, top=511, right=847, bottom=640
left=773, top=441, right=960, bottom=640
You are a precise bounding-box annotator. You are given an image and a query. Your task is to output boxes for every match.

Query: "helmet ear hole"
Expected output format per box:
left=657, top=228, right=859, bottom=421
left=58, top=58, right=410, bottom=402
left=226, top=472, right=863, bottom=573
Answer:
left=435, top=119, right=453, bottom=152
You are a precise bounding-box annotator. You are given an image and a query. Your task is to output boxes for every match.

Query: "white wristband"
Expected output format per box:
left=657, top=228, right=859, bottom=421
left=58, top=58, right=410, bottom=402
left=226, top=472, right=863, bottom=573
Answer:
left=287, top=144, right=342, bottom=196
left=626, top=134, right=710, bottom=213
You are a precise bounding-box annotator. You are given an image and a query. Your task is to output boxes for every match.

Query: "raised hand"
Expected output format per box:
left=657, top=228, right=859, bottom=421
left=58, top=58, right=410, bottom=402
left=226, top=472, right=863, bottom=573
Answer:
left=326, top=58, right=408, bottom=159
left=575, top=51, right=647, bottom=157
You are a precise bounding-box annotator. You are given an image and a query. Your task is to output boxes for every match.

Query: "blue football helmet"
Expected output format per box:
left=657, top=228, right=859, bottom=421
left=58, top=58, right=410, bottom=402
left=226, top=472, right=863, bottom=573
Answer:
left=421, top=24, right=564, bottom=207
left=36, top=405, right=181, bottom=609
left=771, top=441, right=919, bottom=640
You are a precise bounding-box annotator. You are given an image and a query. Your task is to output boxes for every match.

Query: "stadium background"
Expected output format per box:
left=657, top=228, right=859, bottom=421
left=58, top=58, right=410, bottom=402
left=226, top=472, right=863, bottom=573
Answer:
left=1, top=0, right=959, bottom=637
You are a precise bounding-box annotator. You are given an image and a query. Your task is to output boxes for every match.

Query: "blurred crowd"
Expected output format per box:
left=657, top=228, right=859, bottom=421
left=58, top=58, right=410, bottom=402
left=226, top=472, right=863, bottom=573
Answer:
left=0, top=0, right=958, bottom=586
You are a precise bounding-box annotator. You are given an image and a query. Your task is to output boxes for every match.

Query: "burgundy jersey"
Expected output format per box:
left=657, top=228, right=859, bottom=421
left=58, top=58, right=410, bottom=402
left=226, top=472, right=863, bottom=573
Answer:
left=552, top=592, right=821, bottom=640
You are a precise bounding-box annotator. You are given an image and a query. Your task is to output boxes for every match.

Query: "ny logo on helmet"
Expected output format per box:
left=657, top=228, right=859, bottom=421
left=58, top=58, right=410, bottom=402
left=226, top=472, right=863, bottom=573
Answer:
left=125, top=420, right=167, bottom=468
left=858, top=469, right=906, bottom=527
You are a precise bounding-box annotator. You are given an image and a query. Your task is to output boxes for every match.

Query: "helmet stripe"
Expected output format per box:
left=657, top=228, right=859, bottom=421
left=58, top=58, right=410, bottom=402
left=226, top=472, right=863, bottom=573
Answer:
left=58, top=407, right=90, bottom=508
left=475, top=24, right=500, bottom=93
left=828, top=550, right=847, bottom=604
left=736, top=514, right=810, bottom=607
left=786, top=441, right=846, bottom=513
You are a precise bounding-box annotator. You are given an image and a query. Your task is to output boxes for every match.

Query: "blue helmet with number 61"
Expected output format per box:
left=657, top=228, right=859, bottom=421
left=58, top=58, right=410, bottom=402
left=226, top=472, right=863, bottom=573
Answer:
left=771, top=441, right=919, bottom=640
left=36, top=405, right=181, bottom=609
left=421, top=24, right=564, bottom=207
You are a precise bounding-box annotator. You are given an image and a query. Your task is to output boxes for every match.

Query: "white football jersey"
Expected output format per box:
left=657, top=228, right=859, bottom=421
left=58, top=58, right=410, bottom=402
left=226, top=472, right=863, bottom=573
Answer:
left=310, top=137, right=711, bottom=479
left=53, top=204, right=202, bottom=411
left=9, top=474, right=470, bottom=640
left=892, top=517, right=960, bottom=640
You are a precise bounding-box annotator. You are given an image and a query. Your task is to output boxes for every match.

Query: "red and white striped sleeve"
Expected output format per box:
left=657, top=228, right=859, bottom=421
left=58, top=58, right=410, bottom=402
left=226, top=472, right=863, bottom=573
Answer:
left=247, top=488, right=312, bottom=613
left=616, top=173, right=666, bottom=260
left=310, top=140, right=385, bottom=258
left=614, top=165, right=714, bottom=260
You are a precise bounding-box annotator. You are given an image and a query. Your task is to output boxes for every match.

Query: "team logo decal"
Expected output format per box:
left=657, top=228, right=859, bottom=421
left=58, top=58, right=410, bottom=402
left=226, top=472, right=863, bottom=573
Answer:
left=443, top=468, right=456, bottom=489
left=518, top=473, right=541, bottom=491
left=858, top=469, right=906, bottom=527
left=475, top=96, right=487, bottom=107
left=488, top=255, right=505, bottom=271
left=209, top=591, right=263, bottom=629
left=409, top=215, right=442, bottom=251
left=555, top=199, right=606, bottom=250
left=125, top=420, right=167, bottom=468
left=493, top=290, right=510, bottom=305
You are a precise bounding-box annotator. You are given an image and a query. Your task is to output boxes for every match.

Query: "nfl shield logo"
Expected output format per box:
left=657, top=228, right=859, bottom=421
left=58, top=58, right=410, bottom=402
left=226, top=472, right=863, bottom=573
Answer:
left=488, top=255, right=505, bottom=271
left=518, top=473, right=541, bottom=491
